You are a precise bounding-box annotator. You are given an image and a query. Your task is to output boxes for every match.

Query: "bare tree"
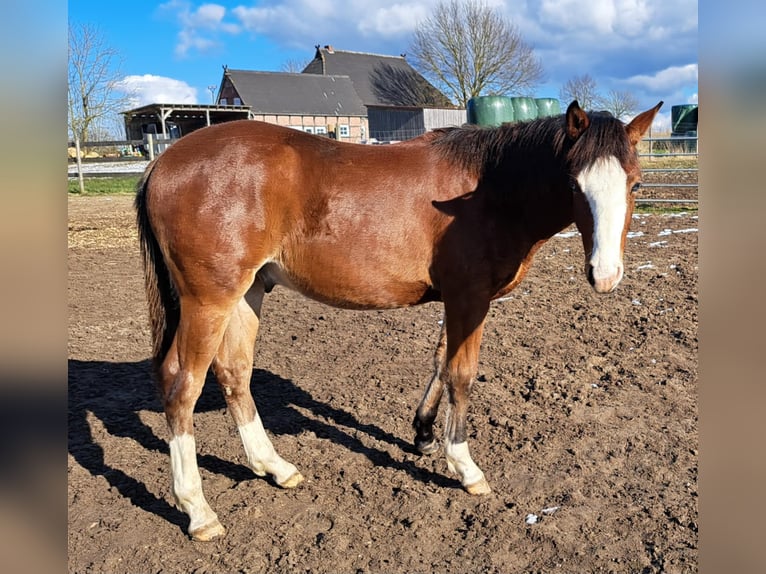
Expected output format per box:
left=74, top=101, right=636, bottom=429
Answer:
left=599, top=89, right=639, bottom=120
left=560, top=75, right=639, bottom=119
left=369, top=63, right=451, bottom=107
left=282, top=58, right=310, bottom=73
left=559, top=74, right=601, bottom=111
left=409, top=0, right=545, bottom=107
left=68, top=23, right=132, bottom=147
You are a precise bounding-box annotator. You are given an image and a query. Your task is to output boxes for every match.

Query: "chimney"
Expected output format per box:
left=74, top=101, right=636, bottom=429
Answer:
left=325, top=45, right=334, bottom=53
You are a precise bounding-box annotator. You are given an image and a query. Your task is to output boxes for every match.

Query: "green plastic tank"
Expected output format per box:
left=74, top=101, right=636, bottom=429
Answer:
left=466, top=96, right=515, bottom=126
left=671, top=104, right=698, bottom=134
left=511, top=97, right=537, bottom=122
left=535, top=98, right=561, bottom=118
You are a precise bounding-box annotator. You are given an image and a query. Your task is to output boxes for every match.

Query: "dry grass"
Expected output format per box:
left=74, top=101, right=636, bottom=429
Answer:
left=68, top=196, right=138, bottom=249
left=640, top=155, right=698, bottom=169
left=68, top=222, right=138, bottom=249
left=638, top=129, right=698, bottom=170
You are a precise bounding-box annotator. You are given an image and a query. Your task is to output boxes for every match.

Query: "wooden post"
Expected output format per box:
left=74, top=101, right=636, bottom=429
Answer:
left=147, top=133, right=155, bottom=161
left=75, top=135, right=85, bottom=195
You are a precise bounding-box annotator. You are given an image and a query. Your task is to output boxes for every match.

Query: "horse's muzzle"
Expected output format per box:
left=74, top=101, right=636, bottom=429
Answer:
left=586, top=262, right=624, bottom=294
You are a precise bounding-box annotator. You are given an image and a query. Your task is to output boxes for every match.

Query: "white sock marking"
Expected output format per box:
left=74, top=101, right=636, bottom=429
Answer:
left=238, top=417, right=298, bottom=485
left=445, top=440, right=486, bottom=487
left=169, top=434, right=219, bottom=532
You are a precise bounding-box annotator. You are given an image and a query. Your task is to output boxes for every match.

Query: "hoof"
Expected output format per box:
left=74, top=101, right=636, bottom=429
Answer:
left=190, top=520, right=226, bottom=541
left=416, top=439, right=440, bottom=455
left=464, top=477, right=492, bottom=495
left=278, top=471, right=304, bottom=489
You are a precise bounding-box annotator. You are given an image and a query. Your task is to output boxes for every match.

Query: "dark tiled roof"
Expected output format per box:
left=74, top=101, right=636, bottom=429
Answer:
left=225, top=69, right=367, bottom=116
left=303, top=47, right=452, bottom=108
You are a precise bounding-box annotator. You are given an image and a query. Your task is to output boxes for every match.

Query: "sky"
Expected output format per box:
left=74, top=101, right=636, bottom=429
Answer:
left=68, top=0, right=698, bottom=132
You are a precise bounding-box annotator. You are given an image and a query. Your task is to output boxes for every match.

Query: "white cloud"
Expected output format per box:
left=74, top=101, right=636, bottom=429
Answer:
left=651, top=111, right=671, bottom=134
left=624, top=63, right=698, bottom=93
left=232, top=1, right=439, bottom=47
left=190, top=3, right=227, bottom=27
left=358, top=4, right=431, bottom=38
left=232, top=3, right=306, bottom=36
left=115, top=74, right=198, bottom=107
left=176, top=29, right=218, bottom=57
left=537, top=0, right=651, bottom=36
left=160, top=0, right=240, bottom=57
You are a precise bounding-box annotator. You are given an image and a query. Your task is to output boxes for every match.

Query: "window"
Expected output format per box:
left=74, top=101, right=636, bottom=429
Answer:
left=167, top=122, right=181, bottom=139
left=338, top=125, right=350, bottom=138
left=314, top=126, right=327, bottom=135
left=303, top=126, right=315, bottom=134
left=220, top=97, right=227, bottom=105
left=233, top=97, right=241, bottom=105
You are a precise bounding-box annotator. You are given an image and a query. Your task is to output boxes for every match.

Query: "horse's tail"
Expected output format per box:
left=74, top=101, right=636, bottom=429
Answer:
left=135, top=160, right=178, bottom=374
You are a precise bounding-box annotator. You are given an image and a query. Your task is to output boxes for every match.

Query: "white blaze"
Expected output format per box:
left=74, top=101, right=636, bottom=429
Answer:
left=576, top=156, right=628, bottom=285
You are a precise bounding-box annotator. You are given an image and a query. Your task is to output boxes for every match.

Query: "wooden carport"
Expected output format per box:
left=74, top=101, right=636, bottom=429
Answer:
left=121, top=103, right=253, bottom=141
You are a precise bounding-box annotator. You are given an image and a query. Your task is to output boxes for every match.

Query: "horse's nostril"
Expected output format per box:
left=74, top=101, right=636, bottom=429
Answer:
left=587, top=266, right=595, bottom=286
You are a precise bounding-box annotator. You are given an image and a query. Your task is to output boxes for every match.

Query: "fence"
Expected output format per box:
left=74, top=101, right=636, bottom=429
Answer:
left=68, top=135, right=174, bottom=180
left=637, top=135, right=698, bottom=205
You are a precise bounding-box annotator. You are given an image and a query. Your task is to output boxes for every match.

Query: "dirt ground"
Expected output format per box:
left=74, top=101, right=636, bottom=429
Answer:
left=68, top=193, right=697, bottom=573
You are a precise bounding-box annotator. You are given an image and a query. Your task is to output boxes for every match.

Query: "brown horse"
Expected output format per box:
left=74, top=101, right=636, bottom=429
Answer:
left=136, top=100, right=661, bottom=540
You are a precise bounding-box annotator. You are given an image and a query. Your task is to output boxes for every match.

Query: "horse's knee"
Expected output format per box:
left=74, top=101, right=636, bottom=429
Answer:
left=156, top=348, right=179, bottom=393
left=214, top=355, right=252, bottom=390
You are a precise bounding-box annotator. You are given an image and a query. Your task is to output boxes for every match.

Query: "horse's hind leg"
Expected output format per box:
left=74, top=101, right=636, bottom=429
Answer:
left=413, top=318, right=447, bottom=454
left=159, top=297, right=236, bottom=541
left=212, top=281, right=303, bottom=489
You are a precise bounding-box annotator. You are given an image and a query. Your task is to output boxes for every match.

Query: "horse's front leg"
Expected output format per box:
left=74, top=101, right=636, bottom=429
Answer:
left=413, top=317, right=447, bottom=454
left=442, top=300, right=492, bottom=495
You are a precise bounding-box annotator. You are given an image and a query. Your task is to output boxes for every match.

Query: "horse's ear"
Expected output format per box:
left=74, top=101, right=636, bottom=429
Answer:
left=566, top=100, right=590, bottom=140
left=626, top=101, right=664, bottom=146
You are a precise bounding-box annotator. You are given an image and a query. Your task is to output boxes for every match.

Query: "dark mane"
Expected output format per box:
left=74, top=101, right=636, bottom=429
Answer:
left=429, top=111, right=633, bottom=178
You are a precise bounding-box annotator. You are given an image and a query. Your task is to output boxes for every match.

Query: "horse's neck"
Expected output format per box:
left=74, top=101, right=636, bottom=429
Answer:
left=484, top=165, right=573, bottom=246
left=524, top=186, right=574, bottom=242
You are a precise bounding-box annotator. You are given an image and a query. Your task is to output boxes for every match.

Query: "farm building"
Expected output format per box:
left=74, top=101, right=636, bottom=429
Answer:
left=216, top=69, right=368, bottom=141
left=302, top=45, right=464, bottom=141
left=122, top=45, right=465, bottom=145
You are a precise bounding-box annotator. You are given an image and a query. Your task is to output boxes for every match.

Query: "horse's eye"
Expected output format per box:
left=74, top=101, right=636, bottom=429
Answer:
left=631, top=182, right=642, bottom=194
left=569, top=179, right=580, bottom=192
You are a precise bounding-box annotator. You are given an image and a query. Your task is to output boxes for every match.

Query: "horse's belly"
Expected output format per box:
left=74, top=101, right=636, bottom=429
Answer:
left=258, top=256, right=436, bottom=310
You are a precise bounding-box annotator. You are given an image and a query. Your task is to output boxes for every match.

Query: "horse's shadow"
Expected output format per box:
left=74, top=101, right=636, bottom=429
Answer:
left=68, top=359, right=455, bottom=529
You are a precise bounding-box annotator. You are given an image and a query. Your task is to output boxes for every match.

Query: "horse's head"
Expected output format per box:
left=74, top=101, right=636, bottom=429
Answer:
left=566, top=100, right=663, bottom=293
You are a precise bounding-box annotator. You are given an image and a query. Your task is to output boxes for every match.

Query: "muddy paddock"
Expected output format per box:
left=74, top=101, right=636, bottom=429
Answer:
left=68, top=194, right=697, bottom=573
